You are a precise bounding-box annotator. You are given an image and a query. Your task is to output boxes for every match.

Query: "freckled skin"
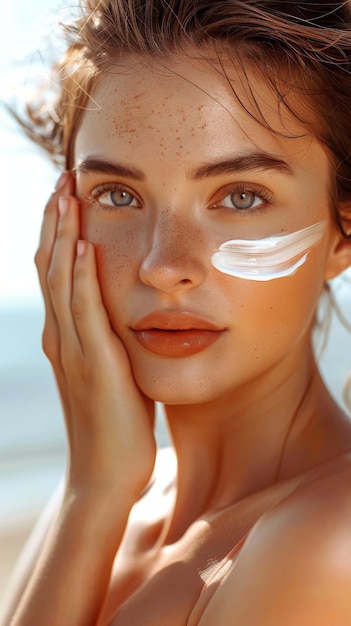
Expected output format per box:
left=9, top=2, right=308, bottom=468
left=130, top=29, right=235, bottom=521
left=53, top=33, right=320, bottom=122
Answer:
left=75, top=56, right=337, bottom=405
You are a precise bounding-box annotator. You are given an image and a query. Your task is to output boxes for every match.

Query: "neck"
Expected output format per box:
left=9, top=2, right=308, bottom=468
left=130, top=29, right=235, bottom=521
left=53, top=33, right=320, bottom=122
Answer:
left=160, top=345, right=350, bottom=543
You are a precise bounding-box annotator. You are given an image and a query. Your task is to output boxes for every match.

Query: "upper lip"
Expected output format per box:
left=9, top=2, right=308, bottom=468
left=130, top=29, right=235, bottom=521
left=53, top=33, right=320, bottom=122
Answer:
left=131, top=310, right=224, bottom=331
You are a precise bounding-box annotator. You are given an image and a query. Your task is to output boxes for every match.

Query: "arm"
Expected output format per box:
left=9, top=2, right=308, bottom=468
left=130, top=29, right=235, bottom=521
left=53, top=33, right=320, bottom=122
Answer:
left=8, top=173, right=156, bottom=626
left=0, top=480, right=64, bottom=626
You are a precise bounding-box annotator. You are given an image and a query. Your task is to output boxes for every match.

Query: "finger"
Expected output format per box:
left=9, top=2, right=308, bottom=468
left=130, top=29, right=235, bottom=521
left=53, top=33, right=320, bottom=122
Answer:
left=36, top=173, right=74, bottom=264
left=71, top=240, right=128, bottom=365
left=35, top=173, right=76, bottom=420
left=48, top=193, right=82, bottom=359
left=35, top=173, right=75, bottom=361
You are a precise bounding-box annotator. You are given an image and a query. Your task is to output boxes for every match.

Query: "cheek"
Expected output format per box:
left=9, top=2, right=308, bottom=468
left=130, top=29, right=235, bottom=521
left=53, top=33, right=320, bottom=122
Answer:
left=223, top=251, right=325, bottom=362
left=80, top=212, right=140, bottom=305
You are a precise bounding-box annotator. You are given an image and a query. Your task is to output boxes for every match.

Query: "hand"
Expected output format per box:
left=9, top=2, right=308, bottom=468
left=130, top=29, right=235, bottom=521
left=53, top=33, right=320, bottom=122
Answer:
left=35, top=172, right=157, bottom=502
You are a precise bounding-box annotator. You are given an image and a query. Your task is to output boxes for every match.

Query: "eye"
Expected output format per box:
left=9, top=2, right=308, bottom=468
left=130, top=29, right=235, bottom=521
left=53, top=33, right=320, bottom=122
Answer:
left=225, top=191, right=261, bottom=210
left=211, top=185, right=273, bottom=213
left=89, top=183, right=141, bottom=209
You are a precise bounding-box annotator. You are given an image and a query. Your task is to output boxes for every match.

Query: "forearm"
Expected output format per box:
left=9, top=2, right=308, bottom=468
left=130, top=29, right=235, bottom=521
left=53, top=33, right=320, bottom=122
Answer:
left=10, top=489, right=134, bottom=626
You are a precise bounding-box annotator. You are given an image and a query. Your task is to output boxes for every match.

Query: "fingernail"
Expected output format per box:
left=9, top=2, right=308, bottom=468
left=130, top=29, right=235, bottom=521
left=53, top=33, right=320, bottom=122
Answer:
left=77, top=240, right=86, bottom=257
left=55, top=171, right=69, bottom=190
left=58, top=196, right=69, bottom=217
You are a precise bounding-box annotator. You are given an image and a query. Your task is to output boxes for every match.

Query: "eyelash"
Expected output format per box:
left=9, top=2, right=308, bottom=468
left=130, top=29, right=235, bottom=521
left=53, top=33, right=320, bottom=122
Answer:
left=209, top=184, right=273, bottom=215
left=87, top=183, right=141, bottom=211
left=86, top=182, right=273, bottom=214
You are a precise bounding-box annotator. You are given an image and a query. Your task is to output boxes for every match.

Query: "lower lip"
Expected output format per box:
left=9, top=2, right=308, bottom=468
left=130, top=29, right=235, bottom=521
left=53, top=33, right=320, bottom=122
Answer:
left=133, top=329, right=224, bottom=357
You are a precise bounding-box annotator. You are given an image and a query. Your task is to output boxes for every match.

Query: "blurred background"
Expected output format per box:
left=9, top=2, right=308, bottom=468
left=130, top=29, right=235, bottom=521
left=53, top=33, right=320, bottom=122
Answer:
left=0, top=1, right=72, bottom=613
left=0, top=0, right=350, bottom=617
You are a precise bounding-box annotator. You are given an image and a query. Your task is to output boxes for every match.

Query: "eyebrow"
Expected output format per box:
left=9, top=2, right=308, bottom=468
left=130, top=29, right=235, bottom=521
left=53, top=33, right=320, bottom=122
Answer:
left=74, top=157, right=145, bottom=180
left=74, top=151, right=293, bottom=181
left=189, top=153, right=294, bottom=179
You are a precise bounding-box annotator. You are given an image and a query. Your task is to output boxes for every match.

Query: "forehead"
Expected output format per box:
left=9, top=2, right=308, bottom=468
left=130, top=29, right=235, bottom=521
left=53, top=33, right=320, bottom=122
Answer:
left=74, top=55, right=328, bottom=174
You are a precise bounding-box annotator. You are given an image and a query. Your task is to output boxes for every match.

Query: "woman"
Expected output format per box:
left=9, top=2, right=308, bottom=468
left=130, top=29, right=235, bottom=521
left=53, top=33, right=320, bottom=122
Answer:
left=3, top=1, right=351, bottom=624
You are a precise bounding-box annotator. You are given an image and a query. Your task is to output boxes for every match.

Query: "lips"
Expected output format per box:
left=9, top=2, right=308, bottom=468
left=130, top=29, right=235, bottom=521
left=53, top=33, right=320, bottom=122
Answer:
left=131, top=311, right=225, bottom=357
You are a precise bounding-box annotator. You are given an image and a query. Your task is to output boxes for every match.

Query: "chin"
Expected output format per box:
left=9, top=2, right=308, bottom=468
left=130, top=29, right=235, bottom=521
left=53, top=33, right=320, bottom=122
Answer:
left=131, top=363, right=225, bottom=406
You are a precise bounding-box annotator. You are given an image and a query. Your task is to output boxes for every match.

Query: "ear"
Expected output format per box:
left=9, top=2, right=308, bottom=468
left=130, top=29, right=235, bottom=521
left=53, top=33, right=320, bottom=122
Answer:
left=324, top=214, right=351, bottom=281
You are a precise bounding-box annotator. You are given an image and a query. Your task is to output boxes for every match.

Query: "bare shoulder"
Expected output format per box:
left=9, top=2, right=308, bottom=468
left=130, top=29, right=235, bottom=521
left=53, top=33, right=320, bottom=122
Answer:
left=199, top=453, right=351, bottom=626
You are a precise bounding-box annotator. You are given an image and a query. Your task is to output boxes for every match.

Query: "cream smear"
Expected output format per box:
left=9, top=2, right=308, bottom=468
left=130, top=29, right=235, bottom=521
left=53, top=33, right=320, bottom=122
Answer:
left=211, top=221, right=327, bottom=281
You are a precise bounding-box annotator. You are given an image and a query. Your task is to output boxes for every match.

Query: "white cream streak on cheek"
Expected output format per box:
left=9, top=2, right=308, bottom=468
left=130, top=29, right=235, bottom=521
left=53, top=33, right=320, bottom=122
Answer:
left=211, top=221, right=327, bottom=281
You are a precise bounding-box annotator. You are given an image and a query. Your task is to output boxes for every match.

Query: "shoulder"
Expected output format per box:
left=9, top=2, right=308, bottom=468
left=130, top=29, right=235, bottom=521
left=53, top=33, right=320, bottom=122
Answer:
left=200, top=455, right=351, bottom=626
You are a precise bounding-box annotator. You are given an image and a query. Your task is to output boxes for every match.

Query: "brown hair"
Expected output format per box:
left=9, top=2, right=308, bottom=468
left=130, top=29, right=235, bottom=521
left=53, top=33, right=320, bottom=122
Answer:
left=20, top=0, right=351, bottom=235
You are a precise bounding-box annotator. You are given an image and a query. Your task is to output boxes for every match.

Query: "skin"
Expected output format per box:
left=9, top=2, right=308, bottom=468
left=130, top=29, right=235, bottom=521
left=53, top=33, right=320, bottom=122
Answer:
left=4, top=55, right=351, bottom=625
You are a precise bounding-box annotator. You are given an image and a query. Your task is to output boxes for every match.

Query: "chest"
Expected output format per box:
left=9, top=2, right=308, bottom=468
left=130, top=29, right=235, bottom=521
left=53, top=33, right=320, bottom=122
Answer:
left=102, top=481, right=278, bottom=626
left=102, top=463, right=309, bottom=625
left=106, top=520, right=243, bottom=626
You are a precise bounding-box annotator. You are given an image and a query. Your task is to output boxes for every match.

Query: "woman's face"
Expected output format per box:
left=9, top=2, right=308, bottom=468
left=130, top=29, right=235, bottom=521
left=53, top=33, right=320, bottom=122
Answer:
left=73, top=55, right=339, bottom=404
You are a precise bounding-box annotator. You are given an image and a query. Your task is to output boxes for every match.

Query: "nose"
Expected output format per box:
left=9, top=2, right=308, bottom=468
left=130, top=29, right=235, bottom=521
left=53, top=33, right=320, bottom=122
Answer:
left=139, top=212, right=207, bottom=293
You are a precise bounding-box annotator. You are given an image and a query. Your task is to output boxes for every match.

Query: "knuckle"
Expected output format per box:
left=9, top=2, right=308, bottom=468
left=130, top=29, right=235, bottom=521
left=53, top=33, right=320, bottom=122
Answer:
left=42, top=326, right=59, bottom=362
left=71, top=294, right=86, bottom=319
left=43, top=195, right=57, bottom=216
left=34, top=246, right=47, bottom=270
left=47, top=267, right=63, bottom=291
left=54, top=223, right=67, bottom=242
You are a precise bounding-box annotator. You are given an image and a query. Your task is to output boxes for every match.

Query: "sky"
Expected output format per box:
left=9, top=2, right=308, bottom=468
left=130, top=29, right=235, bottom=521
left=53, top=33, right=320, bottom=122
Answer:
left=0, top=1, right=66, bottom=307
